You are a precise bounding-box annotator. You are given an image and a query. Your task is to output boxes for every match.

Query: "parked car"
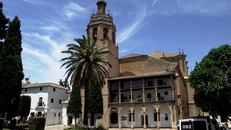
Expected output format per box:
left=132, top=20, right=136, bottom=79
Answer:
left=218, top=123, right=229, bottom=130
left=178, top=116, right=219, bottom=130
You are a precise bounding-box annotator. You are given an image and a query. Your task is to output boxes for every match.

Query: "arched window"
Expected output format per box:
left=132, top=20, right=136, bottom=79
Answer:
left=93, top=28, right=97, bottom=40
left=110, top=112, right=118, bottom=124
left=103, top=28, right=108, bottom=39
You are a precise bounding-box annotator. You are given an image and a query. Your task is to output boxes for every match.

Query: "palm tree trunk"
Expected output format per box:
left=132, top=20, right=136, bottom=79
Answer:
left=84, top=81, right=89, bottom=126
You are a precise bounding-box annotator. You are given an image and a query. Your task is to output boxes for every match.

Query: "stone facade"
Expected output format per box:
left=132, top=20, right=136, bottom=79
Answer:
left=75, top=0, right=200, bottom=129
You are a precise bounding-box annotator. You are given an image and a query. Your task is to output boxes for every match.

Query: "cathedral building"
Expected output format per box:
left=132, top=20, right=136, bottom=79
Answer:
left=63, top=0, right=200, bottom=129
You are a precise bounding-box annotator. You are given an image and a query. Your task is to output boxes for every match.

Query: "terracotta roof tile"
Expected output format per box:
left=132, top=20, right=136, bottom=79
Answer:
left=149, top=51, right=177, bottom=59
left=109, top=71, right=175, bottom=80
left=120, top=53, right=145, bottom=59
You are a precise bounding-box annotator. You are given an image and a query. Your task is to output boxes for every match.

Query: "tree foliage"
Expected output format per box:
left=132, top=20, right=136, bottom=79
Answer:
left=60, top=35, right=111, bottom=126
left=18, top=96, right=31, bottom=119
left=28, top=117, right=46, bottom=130
left=89, top=85, right=103, bottom=115
left=89, top=84, right=103, bottom=126
left=0, top=2, right=9, bottom=117
left=59, top=79, right=64, bottom=86
left=189, top=44, right=231, bottom=119
left=0, top=2, right=9, bottom=45
left=59, top=79, right=70, bottom=89
left=0, top=15, right=24, bottom=119
left=67, top=84, right=82, bottom=127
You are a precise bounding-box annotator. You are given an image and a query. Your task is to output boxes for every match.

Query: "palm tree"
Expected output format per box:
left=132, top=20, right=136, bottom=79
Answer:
left=60, top=35, right=111, bottom=126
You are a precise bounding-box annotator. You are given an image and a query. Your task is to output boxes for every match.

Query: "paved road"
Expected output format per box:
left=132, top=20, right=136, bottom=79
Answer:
left=45, top=125, right=69, bottom=130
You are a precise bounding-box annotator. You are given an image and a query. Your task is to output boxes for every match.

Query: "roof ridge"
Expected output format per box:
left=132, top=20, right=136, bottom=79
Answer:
left=120, top=53, right=147, bottom=59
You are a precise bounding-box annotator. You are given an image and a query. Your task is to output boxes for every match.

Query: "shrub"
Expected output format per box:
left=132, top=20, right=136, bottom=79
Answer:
left=15, top=124, right=28, bottom=130
left=28, top=117, right=45, bottom=130
left=3, top=120, right=8, bottom=128
left=91, top=125, right=106, bottom=130
left=63, top=125, right=107, bottom=130
left=9, top=119, right=16, bottom=128
left=0, top=118, right=3, bottom=130
left=18, top=95, right=31, bottom=121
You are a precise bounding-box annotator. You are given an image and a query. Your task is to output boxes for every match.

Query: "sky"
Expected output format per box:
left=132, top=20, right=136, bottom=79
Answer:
left=1, top=0, right=231, bottom=84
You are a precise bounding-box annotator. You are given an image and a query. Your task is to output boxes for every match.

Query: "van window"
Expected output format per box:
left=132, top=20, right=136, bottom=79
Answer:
left=193, top=121, right=207, bottom=130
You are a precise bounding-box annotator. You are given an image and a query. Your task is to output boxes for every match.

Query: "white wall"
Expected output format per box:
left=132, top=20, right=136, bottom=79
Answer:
left=46, top=109, right=62, bottom=125
left=113, top=104, right=171, bottom=128
left=62, top=102, right=77, bottom=126
left=21, top=87, right=49, bottom=112
left=62, top=104, right=68, bottom=126
left=47, top=87, right=68, bottom=109
left=21, top=85, right=68, bottom=125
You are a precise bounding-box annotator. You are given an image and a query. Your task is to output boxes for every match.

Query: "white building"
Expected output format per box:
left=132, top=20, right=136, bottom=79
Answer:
left=62, top=91, right=72, bottom=126
left=21, top=78, right=69, bottom=125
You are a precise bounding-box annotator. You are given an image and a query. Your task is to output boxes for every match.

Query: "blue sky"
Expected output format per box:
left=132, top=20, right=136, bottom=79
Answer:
left=2, top=0, right=231, bottom=84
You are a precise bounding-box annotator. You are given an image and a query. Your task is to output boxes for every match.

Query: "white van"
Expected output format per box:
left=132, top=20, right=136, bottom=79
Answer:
left=178, top=116, right=219, bottom=130
left=218, top=123, right=229, bottom=130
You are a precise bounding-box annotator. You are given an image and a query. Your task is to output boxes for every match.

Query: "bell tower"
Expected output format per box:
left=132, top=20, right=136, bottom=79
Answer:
left=87, top=0, right=119, bottom=78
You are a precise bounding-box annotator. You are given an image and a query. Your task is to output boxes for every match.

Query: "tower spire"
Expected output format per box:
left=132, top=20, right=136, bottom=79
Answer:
left=97, top=0, right=107, bottom=14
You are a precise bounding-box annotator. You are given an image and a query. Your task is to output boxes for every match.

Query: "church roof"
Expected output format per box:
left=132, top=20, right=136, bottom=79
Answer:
left=109, top=71, right=175, bottom=80
left=117, top=52, right=177, bottom=79
left=120, top=53, right=146, bottom=59
left=149, top=51, right=178, bottom=59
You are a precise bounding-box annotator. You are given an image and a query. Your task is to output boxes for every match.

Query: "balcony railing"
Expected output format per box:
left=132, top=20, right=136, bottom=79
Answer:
left=37, top=102, right=46, bottom=107
left=109, top=95, right=173, bottom=103
left=109, top=81, right=173, bottom=91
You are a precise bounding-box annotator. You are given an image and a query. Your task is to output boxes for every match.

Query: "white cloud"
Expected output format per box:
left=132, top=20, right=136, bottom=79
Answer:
left=178, top=0, right=231, bottom=16
left=152, top=0, right=158, bottom=6
left=120, top=44, right=140, bottom=53
left=63, top=2, right=86, bottom=19
left=149, top=0, right=231, bottom=16
left=40, top=26, right=60, bottom=32
left=22, top=0, right=43, bottom=4
left=22, top=0, right=35, bottom=3
left=21, top=31, right=71, bottom=83
left=117, top=8, right=147, bottom=44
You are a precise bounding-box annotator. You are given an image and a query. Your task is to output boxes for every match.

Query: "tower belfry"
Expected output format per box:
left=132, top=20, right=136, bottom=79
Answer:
left=86, top=0, right=119, bottom=78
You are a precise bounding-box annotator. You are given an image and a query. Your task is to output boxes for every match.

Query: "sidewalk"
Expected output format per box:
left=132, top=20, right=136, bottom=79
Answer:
left=45, top=125, right=70, bottom=130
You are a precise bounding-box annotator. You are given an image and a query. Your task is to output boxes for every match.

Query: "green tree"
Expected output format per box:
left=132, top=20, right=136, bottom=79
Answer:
left=60, top=35, right=111, bottom=126
left=0, top=16, right=24, bottom=119
left=59, top=79, right=64, bottom=86
left=67, top=84, right=82, bottom=127
left=18, top=96, right=31, bottom=122
left=89, top=84, right=103, bottom=126
left=0, top=2, right=9, bottom=46
left=59, top=79, right=70, bottom=89
left=0, top=2, right=9, bottom=118
left=189, top=44, right=231, bottom=120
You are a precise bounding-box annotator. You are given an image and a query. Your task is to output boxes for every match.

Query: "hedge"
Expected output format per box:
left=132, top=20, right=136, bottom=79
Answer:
left=0, top=118, right=3, bottom=130
left=28, top=117, right=45, bottom=130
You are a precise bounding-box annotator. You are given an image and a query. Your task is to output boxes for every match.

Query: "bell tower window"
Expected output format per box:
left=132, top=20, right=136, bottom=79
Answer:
left=103, top=28, right=108, bottom=39
left=112, top=32, right=115, bottom=44
left=93, top=28, right=97, bottom=40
